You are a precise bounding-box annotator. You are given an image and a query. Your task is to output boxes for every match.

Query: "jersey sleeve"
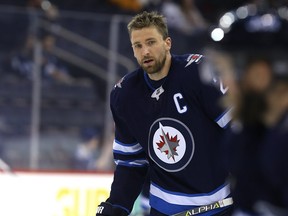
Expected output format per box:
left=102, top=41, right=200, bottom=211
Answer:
left=185, top=58, right=232, bottom=129
left=106, top=89, right=149, bottom=212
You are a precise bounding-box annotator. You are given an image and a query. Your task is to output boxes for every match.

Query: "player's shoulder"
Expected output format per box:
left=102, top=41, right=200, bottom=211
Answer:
left=171, top=53, right=207, bottom=84
left=113, top=68, right=142, bottom=90
left=173, top=53, right=226, bottom=91
left=110, top=68, right=143, bottom=102
left=172, top=53, right=205, bottom=69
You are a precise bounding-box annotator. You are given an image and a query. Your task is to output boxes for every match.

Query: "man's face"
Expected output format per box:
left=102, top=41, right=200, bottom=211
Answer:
left=130, top=26, right=171, bottom=76
left=241, top=60, right=272, bottom=92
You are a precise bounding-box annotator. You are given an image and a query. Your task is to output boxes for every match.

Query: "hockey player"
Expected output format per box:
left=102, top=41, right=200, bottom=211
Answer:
left=96, top=11, right=233, bottom=216
left=207, top=3, right=288, bottom=215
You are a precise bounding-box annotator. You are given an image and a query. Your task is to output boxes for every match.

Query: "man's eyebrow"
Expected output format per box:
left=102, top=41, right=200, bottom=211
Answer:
left=145, top=37, right=156, bottom=41
left=132, top=38, right=156, bottom=45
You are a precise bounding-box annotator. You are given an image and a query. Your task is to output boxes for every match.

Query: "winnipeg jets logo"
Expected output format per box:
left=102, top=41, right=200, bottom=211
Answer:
left=156, top=123, right=179, bottom=161
left=148, top=118, right=195, bottom=172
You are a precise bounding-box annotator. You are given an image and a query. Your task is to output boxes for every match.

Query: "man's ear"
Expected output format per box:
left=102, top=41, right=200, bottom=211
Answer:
left=165, top=37, right=172, bottom=51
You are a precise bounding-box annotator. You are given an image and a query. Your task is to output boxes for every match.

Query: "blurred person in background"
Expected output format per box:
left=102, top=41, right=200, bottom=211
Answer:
left=8, top=32, right=74, bottom=84
left=94, top=129, right=115, bottom=171
left=161, top=0, right=207, bottom=35
left=160, top=0, right=208, bottom=53
left=72, top=127, right=102, bottom=170
left=205, top=2, right=288, bottom=215
left=27, top=0, right=59, bottom=20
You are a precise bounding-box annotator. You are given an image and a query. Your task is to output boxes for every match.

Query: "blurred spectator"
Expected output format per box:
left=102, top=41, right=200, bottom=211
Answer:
left=8, top=33, right=74, bottom=84
left=208, top=3, right=288, bottom=215
left=221, top=56, right=288, bottom=216
left=161, top=0, right=207, bottom=35
left=71, top=127, right=102, bottom=170
left=93, top=129, right=115, bottom=171
left=27, top=0, right=59, bottom=20
left=41, top=34, right=74, bottom=83
left=161, top=0, right=209, bottom=53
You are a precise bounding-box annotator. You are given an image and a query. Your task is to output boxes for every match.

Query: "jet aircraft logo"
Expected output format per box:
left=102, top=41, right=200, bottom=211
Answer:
left=156, top=123, right=179, bottom=161
left=148, top=118, right=195, bottom=172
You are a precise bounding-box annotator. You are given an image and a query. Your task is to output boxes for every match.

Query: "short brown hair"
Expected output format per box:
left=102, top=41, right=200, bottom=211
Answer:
left=127, top=11, right=169, bottom=39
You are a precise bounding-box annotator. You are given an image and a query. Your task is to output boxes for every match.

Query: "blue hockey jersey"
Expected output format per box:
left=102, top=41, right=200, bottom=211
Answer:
left=108, top=54, right=232, bottom=215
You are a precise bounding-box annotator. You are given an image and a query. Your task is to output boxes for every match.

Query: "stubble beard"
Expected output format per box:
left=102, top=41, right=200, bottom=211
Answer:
left=141, top=52, right=167, bottom=75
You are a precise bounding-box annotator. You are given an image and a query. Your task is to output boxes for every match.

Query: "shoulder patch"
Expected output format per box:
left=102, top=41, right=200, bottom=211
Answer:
left=185, top=54, right=203, bottom=67
left=114, top=76, right=125, bottom=89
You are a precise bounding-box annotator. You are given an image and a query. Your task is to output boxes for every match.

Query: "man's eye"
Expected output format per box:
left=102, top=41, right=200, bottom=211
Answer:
left=134, top=44, right=142, bottom=49
left=147, top=41, right=155, bottom=46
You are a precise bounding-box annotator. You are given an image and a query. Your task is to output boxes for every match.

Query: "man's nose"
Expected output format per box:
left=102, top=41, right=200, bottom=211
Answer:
left=141, top=45, right=150, bottom=56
